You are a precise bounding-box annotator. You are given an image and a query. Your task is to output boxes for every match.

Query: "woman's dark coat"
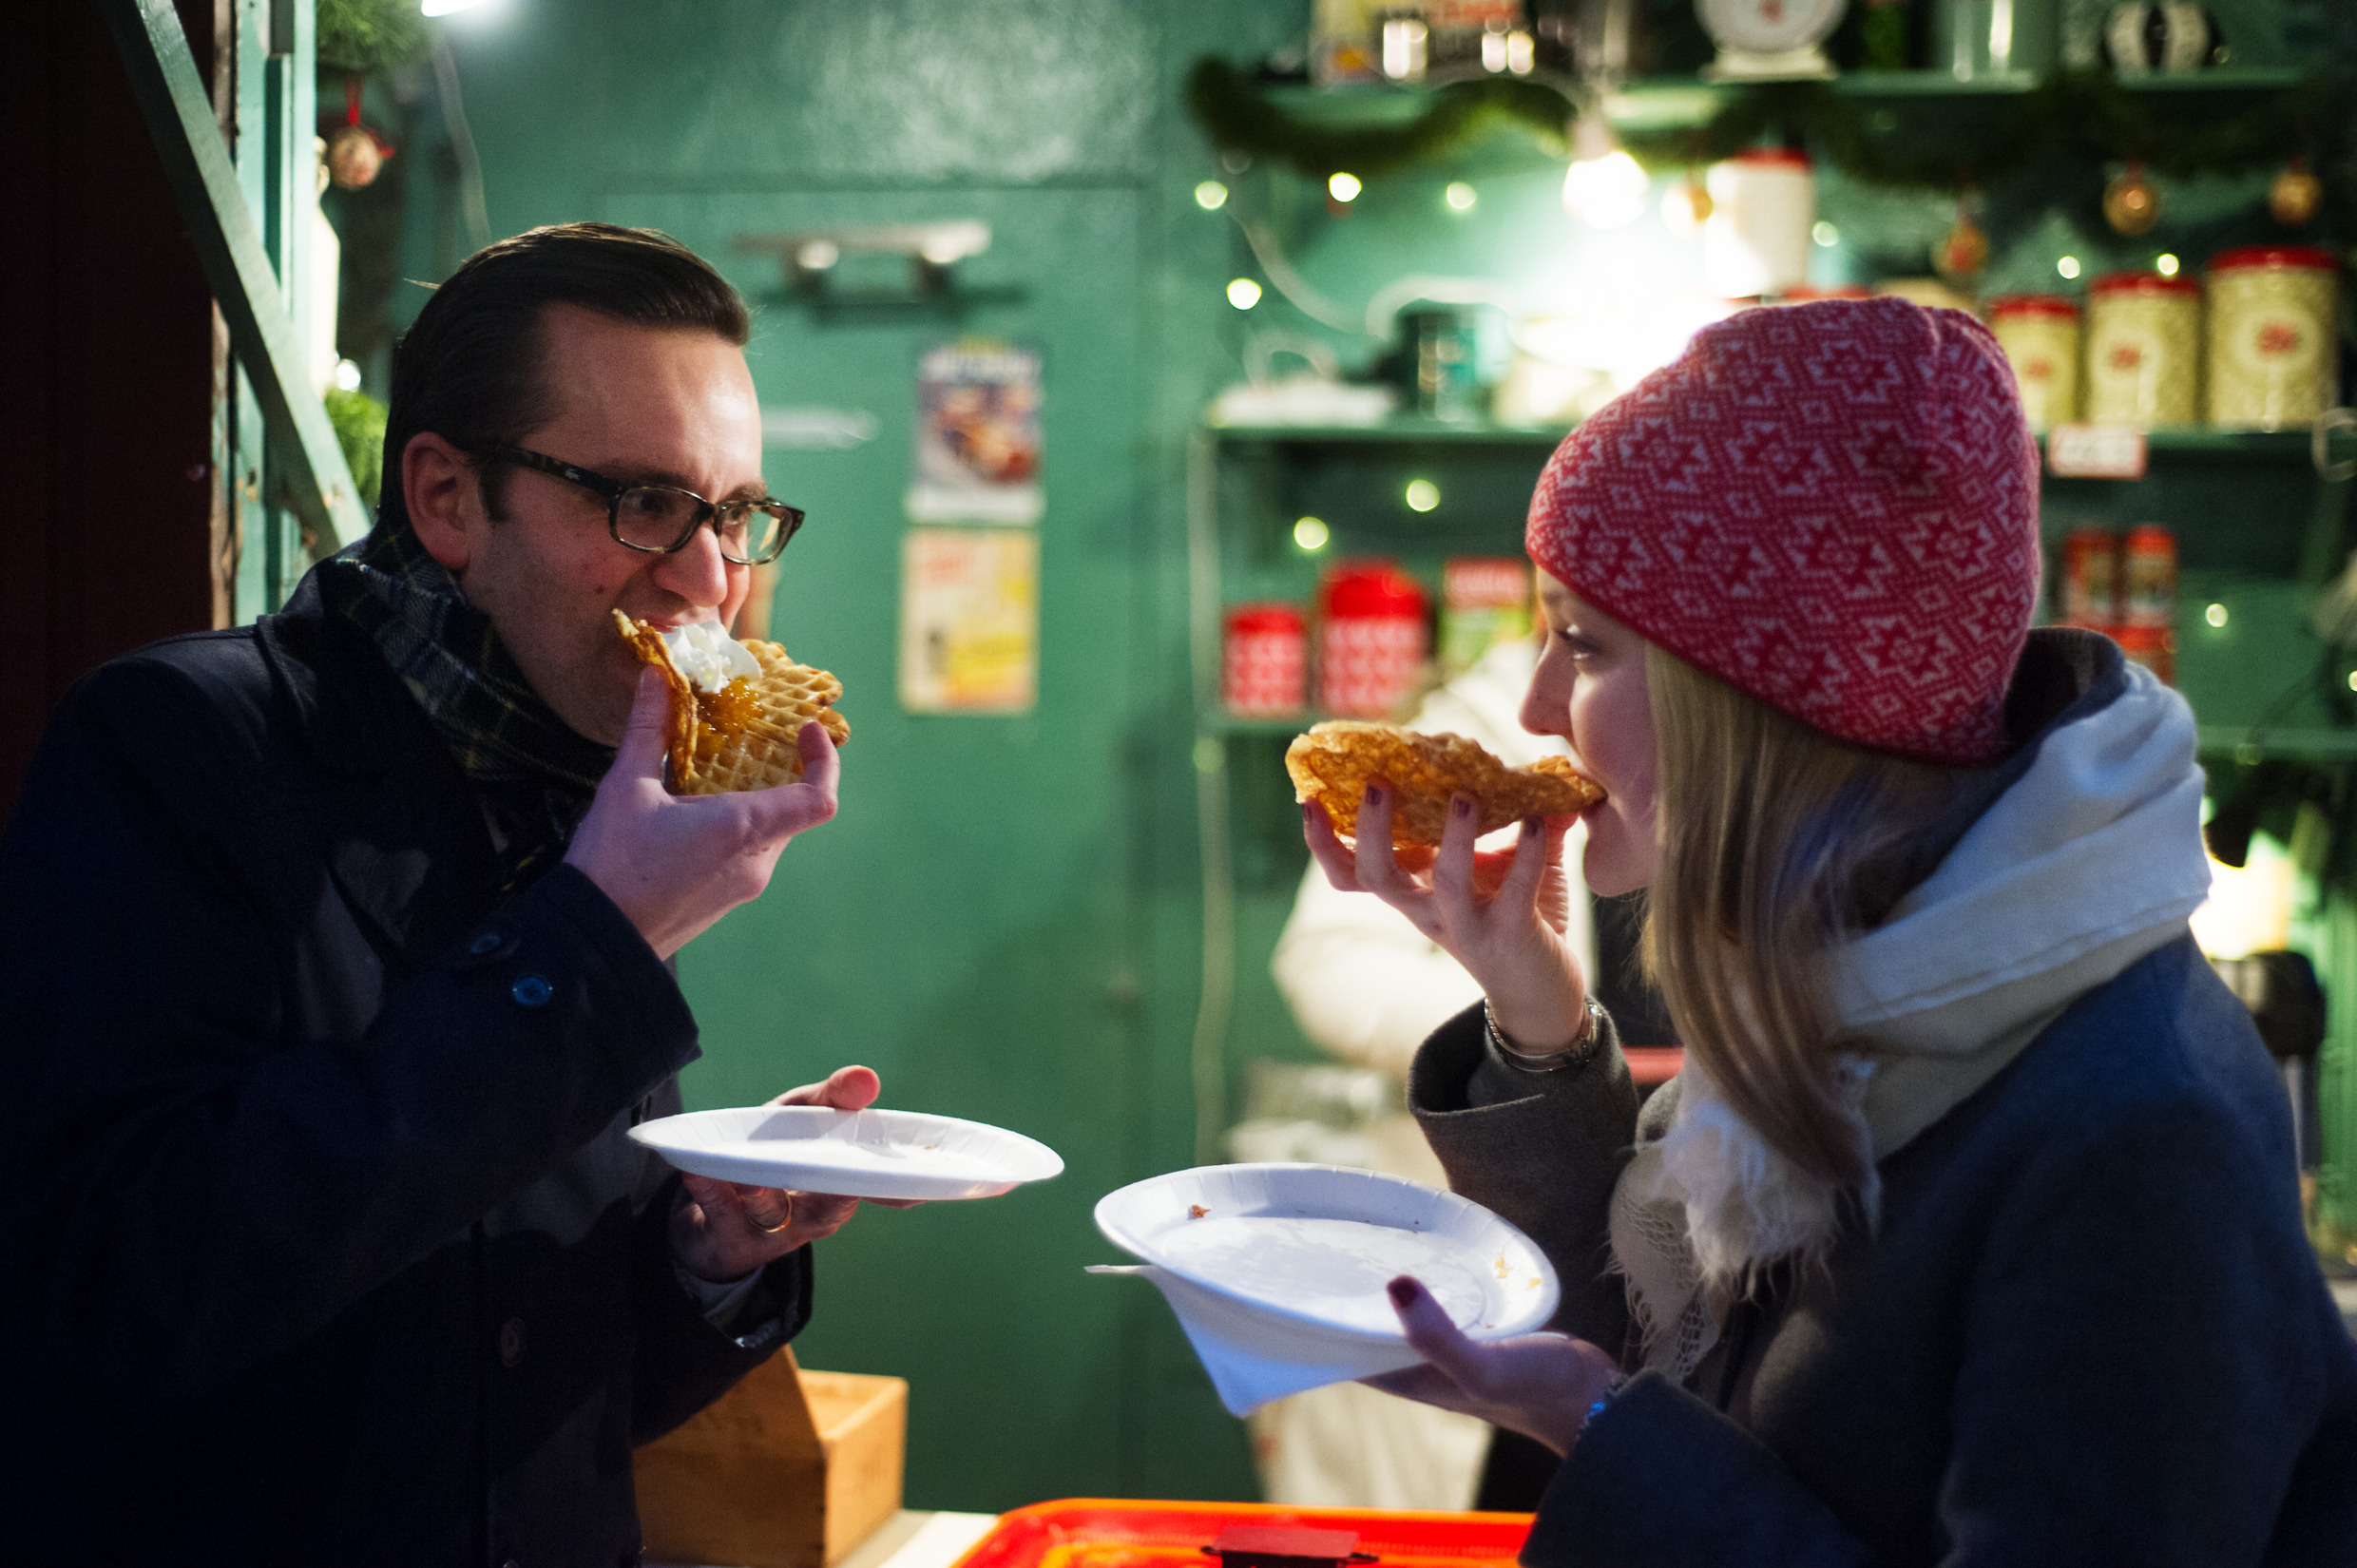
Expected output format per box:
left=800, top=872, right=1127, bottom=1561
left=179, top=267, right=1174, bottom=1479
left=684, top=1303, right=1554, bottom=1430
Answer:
left=1411, top=635, right=2357, bottom=1566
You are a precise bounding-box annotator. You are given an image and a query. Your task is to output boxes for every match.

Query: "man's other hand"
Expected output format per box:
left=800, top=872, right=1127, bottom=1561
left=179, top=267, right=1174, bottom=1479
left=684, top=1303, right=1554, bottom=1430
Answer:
left=670, top=1066, right=910, bottom=1285
left=565, top=669, right=838, bottom=960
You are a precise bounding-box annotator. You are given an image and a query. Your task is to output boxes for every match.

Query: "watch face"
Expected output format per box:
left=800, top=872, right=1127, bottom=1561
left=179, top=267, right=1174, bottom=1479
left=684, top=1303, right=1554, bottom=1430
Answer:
left=1698, top=0, right=1848, bottom=54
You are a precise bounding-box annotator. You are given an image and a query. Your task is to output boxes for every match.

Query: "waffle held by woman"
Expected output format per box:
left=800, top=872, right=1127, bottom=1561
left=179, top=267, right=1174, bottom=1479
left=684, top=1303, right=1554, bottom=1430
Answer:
left=1306, top=297, right=2357, bottom=1563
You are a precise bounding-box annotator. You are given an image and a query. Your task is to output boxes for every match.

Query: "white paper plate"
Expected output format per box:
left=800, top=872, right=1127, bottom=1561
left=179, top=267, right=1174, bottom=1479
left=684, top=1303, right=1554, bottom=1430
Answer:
left=629, top=1106, right=1064, bottom=1201
left=1095, top=1162, right=1558, bottom=1351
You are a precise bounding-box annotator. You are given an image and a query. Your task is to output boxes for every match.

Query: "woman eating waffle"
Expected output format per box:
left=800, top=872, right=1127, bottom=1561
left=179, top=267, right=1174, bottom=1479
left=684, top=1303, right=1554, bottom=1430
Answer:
left=1306, top=298, right=2357, bottom=1563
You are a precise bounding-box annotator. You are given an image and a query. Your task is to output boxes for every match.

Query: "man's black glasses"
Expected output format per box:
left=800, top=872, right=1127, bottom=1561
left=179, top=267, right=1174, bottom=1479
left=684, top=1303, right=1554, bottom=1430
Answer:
left=485, top=445, right=806, bottom=565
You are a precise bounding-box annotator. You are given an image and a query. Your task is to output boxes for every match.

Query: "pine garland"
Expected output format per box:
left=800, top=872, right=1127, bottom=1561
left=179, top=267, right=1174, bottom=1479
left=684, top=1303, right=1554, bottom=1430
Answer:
left=317, top=0, right=431, bottom=76
left=1185, top=56, right=2339, bottom=193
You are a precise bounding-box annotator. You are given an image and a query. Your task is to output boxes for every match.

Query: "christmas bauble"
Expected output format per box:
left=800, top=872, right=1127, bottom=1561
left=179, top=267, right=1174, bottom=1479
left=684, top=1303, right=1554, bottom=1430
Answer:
left=2103, top=165, right=2161, bottom=236
left=2270, top=162, right=2322, bottom=227
left=326, top=124, right=384, bottom=191
left=1934, top=213, right=1989, bottom=281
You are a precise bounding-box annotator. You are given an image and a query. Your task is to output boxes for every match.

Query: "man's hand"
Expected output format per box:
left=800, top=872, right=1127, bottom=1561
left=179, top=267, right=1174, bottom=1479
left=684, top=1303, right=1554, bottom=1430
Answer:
left=1361, top=1274, right=1622, bottom=1457
left=670, top=1066, right=911, bottom=1285
left=565, top=670, right=838, bottom=960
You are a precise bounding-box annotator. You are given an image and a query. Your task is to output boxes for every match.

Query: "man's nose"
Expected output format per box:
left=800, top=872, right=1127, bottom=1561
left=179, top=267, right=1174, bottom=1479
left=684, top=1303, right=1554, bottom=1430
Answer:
left=650, top=520, right=731, bottom=606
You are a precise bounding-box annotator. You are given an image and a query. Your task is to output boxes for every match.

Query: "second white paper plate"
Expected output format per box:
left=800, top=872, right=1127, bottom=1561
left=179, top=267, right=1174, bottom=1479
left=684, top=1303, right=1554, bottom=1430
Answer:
left=1096, top=1163, right=1558, bottom=1345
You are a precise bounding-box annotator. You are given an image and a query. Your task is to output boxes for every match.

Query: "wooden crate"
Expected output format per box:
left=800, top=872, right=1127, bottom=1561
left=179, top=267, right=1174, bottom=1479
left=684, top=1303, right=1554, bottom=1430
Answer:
left=636, top=1349, right=908, bottom=1568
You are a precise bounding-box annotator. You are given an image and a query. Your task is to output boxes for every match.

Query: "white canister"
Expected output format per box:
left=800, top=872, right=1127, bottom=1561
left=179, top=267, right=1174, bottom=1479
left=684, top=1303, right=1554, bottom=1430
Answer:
left=1704, top=148, right=1815, bottom=299
left=1987, top=295, right=2081, bottom=430
left=2084, top=270, right=2202, bottom=427
left=2205, top=245, right=2340, bottom=430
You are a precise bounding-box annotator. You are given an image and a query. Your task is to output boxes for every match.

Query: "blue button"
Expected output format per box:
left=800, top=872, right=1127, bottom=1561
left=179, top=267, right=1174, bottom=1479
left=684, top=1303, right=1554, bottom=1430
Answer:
left=469, top=930, right=503, bottom=957
left=511, top=974, right=553, bottom=1007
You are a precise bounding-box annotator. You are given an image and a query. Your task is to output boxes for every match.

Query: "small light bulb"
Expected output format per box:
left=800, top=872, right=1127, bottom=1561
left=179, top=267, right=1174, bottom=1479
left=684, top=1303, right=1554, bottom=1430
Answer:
left=2205, top=602, right=2228, bottom=628
left=1405, top=479, right=1440, bottom=512
left=1562, top=150, right=1647, bottom=230
left=1293, top=517, right=1330, bottom=551
left=2058, top=256, right=2082, bottom=279
left=2346, top=669, right=2356, bottom=693
left=1195, top=181, right=1229, bottom=211
left=332, top=358, right=363, bottom=392
left=2156, top=253, right=2180, bottom=277
left=1226, top=277, right=1262, bottom=310
left=1446, top=182, right=1477, bottom=212
left=1812, top=220, right=1839, bottom=248
left=1328, top=172, right=1363, bottom=203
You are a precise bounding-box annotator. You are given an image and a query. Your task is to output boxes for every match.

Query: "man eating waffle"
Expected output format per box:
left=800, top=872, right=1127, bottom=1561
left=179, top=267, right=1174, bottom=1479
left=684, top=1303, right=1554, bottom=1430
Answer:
left=0, top=225, right=883, bottom=1562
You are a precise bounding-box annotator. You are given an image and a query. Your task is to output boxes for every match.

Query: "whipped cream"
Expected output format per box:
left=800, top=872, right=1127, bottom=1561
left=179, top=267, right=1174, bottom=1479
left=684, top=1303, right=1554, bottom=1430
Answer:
left=661, top=621, right=760, bottom=692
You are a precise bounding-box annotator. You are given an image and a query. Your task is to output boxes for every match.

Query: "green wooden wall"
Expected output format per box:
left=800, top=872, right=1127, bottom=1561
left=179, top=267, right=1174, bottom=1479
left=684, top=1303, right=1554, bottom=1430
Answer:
left=439, top=0, right=1302, bottom=1511
left=397, top=0, right=2348, bottom=1513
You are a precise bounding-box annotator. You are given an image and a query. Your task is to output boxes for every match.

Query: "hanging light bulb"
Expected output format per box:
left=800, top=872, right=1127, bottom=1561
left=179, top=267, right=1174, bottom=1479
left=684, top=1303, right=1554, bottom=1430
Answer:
left=1562, top=116, right=1648, bottom=230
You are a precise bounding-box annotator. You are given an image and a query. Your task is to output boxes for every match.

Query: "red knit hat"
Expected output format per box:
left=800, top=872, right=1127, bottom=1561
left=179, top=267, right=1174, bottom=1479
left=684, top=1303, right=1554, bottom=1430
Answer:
left=1524, top=297, right=2041, bottom=766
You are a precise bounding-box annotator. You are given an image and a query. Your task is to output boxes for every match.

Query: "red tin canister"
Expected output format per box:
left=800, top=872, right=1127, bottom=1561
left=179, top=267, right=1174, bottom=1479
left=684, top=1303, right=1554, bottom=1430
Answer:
left=2060, top=528, right=2119, bottom=629
left=2120, top=524, right=2177, bottom=632
left=1222, top=602, right=1308, bottom=718
left=1318, top=562, right=1428, bottom=717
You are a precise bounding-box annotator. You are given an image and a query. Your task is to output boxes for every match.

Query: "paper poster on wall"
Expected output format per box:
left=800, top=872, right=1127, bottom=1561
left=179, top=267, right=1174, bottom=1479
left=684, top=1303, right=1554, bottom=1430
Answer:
left=906, top=338, right=1043, bottom=525
left=898, top=526, right=1040, bottom=714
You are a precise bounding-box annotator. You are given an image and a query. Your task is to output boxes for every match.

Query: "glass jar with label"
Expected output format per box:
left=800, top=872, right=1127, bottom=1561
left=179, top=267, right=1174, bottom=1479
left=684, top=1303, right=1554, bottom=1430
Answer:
left=2084, top=271, right=2202, bottom=427
left=2205, top=246, right=2340, bottom=430
left=1988, top=295, right=2081, bottom=430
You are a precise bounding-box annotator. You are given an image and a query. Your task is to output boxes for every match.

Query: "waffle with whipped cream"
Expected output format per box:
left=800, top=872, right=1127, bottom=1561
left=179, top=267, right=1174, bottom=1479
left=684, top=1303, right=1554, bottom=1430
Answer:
left=612, top=611, right=849, bottom=794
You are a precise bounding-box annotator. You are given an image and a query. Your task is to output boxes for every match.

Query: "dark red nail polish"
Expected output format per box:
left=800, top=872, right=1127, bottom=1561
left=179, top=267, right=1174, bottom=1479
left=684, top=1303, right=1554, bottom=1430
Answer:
left=1365, top=784, right=1384, bottom=807
left=1388, top=1277, right=1417, bottom=1307
left=1453, top=796, right=1472, bottom=820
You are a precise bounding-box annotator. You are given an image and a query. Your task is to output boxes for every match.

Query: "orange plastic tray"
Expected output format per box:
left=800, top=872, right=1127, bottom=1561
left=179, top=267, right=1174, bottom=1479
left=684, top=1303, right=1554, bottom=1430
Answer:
left=949, top=1499, right=1535, bottom=1568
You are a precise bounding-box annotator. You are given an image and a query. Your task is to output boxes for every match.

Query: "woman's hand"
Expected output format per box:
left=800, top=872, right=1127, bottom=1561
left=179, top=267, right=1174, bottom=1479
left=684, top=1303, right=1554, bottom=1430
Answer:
left=566, top=670, right=839, bottom=961
left=668, top=1065, right=914, bottom=1284
left=1362, top=1274, right=1623, bottom=1458
left=1304, top=786, right=1589, bottom=1052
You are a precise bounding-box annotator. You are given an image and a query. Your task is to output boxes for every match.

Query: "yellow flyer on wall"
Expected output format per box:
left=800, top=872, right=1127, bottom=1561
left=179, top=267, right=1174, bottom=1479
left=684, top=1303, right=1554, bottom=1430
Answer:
left=898, top=527, right=1040, bottom=714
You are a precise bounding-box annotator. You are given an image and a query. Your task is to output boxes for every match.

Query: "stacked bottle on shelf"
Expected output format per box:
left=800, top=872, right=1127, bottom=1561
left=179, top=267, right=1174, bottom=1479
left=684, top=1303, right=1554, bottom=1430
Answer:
left=1986, top=247, right=2339, bottom=431
left=2060, top=525, right=2178, bottom=682
left=1220, top=558, right=1531, bottom=721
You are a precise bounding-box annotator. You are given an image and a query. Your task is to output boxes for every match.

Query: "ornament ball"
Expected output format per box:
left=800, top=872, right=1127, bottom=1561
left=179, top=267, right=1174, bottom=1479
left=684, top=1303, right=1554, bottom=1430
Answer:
left=326, top=124, right=384, bottom=191
left=2104, top=166, right=2160, bottom=237
left=2271, top=162, right=2322, bottom=227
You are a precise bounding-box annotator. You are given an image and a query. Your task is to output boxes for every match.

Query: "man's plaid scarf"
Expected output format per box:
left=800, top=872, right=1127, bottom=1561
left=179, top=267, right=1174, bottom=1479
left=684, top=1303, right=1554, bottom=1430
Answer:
left=317, top=524, right=616, bottom=892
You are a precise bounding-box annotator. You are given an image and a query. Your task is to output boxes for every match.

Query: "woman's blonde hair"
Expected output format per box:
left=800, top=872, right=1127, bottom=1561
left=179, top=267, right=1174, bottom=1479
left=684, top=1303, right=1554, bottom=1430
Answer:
left=1641, top=646, right=1972, bottom=1195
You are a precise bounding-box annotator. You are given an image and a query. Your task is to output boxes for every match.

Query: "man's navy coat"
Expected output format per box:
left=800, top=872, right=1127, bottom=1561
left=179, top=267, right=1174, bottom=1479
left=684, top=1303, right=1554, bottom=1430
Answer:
left=0, top=574, right=810, bottom=1565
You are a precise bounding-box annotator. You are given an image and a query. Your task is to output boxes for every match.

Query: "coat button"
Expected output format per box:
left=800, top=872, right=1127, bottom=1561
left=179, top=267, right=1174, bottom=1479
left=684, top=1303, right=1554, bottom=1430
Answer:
left=499, top=1317, right=527, bottom=1367
left=469, top=929, right=503, bottom=956
left=511, top=973, right=552, bottom=1007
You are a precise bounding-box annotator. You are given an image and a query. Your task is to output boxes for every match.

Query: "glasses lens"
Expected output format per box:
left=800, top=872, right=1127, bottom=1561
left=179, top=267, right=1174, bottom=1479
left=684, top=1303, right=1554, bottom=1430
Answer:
left=614, top=487, right=700, bottom=551
left=721, top=504, right=795, bottom=564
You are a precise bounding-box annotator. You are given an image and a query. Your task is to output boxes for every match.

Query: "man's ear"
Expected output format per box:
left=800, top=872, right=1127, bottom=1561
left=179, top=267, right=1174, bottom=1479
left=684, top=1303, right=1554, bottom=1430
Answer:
left=403, top=432, right=479, bottom=574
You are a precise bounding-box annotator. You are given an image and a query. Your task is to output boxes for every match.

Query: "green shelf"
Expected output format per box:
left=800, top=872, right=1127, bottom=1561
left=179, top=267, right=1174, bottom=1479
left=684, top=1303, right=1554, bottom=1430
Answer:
left=1267, top=67, right=2311, bottom=136
left=2039, top=429, right=2319, bottom=462
left=2197, top=726, right=2357, bottom=762
left=1210, top=420, right=2317, bottom=460
left=1205, top=715, right=1312, bottom=736
left=1207, top=418, right=1573, bottom=446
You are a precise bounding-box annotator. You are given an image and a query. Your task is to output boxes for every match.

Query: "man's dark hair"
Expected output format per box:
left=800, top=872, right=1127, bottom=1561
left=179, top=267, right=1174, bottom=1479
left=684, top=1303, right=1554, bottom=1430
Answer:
left=378, top=222, right=751, bottom=534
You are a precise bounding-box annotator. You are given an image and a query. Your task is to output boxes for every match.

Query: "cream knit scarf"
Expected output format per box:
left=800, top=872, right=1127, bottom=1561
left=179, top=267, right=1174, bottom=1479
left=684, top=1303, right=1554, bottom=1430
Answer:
left=1605, top=660, right=2213, bottom=1385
